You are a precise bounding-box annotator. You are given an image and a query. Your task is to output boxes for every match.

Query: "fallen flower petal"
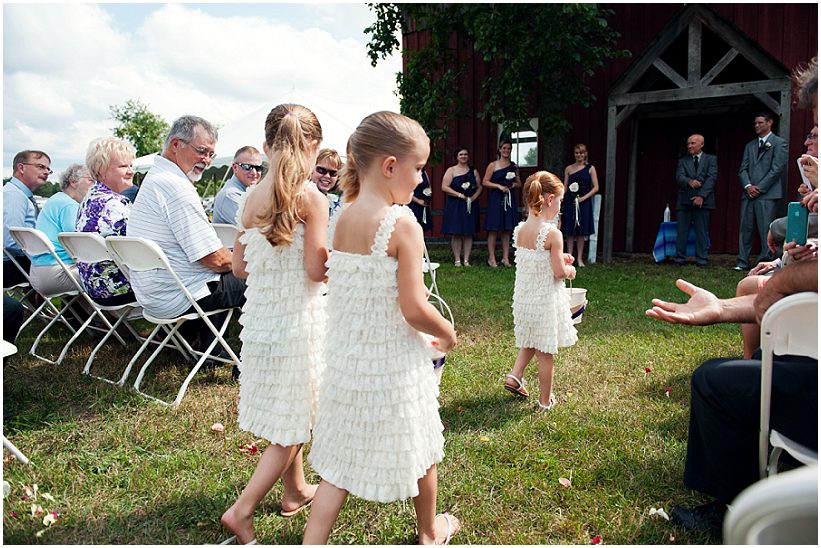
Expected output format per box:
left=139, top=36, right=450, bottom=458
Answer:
left=648, top=507, right=670, bottom=520
left=40, top=493, right=55, bottom=502
left=644, top=367, right=652, bottom=378
left=30, top=504, right=44, bottom=517
left=211, top=423, right=225, bottom=433
left=35, top=529, right=46, bottom=538
left=23, top=485, right=34, bottom=499
left=665, top=388, right=672, bottom=398
left=669, top=533, right=676, bottom=543
left=591, top=535, right=602, bottom=544
left=479, top=436, right=490, bottom=443
left=43, top=511, right=58, bottom=526
left=9, top=512, right=18, bottom=518
left=558, top=477, right=572, bottom=488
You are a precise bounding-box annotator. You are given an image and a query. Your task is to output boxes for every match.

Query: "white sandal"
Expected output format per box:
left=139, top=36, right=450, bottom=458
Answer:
left=536, top=393, right=557, bottom=411
left=435, top=513, right=461, bottom=545
left=504, top=374, right=529, bottom=398
left=219, top=536, right=257, bottom=545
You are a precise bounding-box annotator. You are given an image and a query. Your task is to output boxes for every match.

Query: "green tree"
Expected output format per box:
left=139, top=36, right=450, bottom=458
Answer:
left=365, top=4, right=628, bottom=159
left=110, top=99, right=170, bottom=157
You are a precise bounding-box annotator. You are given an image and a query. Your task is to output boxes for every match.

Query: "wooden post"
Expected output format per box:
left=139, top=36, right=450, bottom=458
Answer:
left=604, top=105, right=618, bottom=262
left=625, top=119, right=639, bottom=252
left=777, top=89, right=792, bottom=209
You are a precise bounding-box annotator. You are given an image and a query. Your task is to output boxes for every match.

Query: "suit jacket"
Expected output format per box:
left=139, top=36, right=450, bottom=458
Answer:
left=738, top=134, right=788, bottom=200
left=676, top=152, right=717, bottom=209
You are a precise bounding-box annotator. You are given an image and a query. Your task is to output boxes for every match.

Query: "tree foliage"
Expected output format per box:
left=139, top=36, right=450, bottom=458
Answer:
left=109, top=99, right=170, bottom=157
left=365, top=4, right=629, bottom=155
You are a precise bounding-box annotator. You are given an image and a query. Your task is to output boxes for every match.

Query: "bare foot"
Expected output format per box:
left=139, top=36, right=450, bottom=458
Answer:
left=280, top=483, right=318, bottom=517
left=221, top=504, right=255, bottom=544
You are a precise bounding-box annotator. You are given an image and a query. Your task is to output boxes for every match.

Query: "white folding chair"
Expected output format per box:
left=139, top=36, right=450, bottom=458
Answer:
left=724, top=465, right=817, bottom=544
left=104, top=236, right=241, bottom=408
left=3, top=248, right=58, bottom=339
left=8, top=227, right=123, bottom=365
left=211, top=223, right=238, bottom=250
left=2, top=340, right=30, bottom=465
left=57, top=232, right=145, bottom=384
left=758, top=291, right=818, bottom=478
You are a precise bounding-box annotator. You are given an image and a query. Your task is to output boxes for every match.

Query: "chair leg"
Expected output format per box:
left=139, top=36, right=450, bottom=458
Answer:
left=83, top=311, right=131, bottom=384
left=118, top=324, right=166, bottom=386
left=2, top=436, right=30, bottom=465
left=28, top=296, right=82, bottom=364
left=132, top=322, right=186, bottom=402
left=768, top=446, right=783, bottom=477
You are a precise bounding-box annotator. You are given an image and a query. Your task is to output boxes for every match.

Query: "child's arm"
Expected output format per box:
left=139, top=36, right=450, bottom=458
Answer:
left=232, top=233, right=248, bottom=279
left=546, top=229, right=576, bottom=280
left=391, top=216, right=457, bottom=352
left=301, top=184, right=330, bottom=283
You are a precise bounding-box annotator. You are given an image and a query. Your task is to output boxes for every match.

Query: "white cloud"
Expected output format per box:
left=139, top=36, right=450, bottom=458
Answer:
left=3, top=3, right=402, bottom=178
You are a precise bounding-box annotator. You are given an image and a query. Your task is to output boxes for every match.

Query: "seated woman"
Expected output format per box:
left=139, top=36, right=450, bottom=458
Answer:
left=28, top=164, right=94, bottom=295
left=76, top=137, right=137, bottom=306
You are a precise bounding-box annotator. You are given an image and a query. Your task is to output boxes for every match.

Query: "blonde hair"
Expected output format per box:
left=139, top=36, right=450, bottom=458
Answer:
left=338, top=111, right=428, bottom=202
left=524, top=171, right=563, bottom=215
left=85, top=137, right=136, bottom=181
left=316, top=148, right=341, bottom=169
left=257, top=103, right=323, bottom=247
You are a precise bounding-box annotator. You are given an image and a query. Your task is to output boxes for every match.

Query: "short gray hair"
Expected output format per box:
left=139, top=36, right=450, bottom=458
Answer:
left=794, top=57, right=818, bottom=110
left=163, top=115, right=219, bottom=150
left=60, top=163, right=90, bottom=190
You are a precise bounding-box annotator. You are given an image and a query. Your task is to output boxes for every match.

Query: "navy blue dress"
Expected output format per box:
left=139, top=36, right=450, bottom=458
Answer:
left=561, top=164, right=595, bottom=237
left=408, top=171, right=432, bottom=231
left=484, top=163, right=519, bottom=232
left=441, top=169, right=480, bottom=236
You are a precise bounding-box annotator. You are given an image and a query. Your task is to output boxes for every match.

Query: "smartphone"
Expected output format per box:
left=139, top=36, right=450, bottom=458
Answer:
left=785, top=201, right=809, bottom=245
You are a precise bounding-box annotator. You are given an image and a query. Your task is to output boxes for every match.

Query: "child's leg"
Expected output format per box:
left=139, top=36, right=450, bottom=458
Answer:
left=576, top=236, right=586, bottom=266
left=221, top=443, right=303, bottom=543
left=534, top=351, right=555, bottom=406
left=450, top=236, right=462, bottom=265
left=505, top=347, right=535, bottom=394
left=413, top=464, right=438, bottom=544
left=280, top=446, right=317, bottom=514
left=463, top=236, right=473, bottom=265
left=500, top=231, right=511, bottom=264
left=302, top=480, right=349, bottom=544
left=487, top=232, right=497, bottom=266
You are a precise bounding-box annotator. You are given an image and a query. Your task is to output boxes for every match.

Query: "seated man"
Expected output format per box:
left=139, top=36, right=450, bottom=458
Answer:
left=3, top=150, right=51, bottom=287
left=127, top=115, right=245, bottom=363
left=646, top=259, right=818, bottom=539
left=212, top=146, right=262, bottom=225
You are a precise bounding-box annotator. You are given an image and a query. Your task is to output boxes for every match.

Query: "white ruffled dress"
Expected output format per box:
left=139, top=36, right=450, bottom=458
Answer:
left=512, top=221, right=578, bottom=354
left=235, top=184, right=326, bottom=446
left=309, top=205, right=444, bottom=503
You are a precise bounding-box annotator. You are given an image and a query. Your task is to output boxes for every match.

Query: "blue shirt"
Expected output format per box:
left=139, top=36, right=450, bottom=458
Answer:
left=3, top=177, right=38, bottom=259
left=31, top=192, right=79, bottom=267
left=212, top=176, right=248, bottom=225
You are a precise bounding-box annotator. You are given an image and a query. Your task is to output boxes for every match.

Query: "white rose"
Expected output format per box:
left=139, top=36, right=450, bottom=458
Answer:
left=422, top=187, right=432, bottom=197
left=569, top=182, right=579, bottom=193
left=505, top=172, right=516, bottom=181
left=461, top=182, right=471, bottom=190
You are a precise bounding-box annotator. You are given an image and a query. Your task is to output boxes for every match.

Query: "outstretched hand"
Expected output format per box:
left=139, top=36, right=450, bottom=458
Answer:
left=645, top=279, right=721, bottom=325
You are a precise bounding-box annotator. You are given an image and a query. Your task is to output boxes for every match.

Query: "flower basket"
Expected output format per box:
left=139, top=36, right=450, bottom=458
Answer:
left=566, top=280, right=587, bottom=325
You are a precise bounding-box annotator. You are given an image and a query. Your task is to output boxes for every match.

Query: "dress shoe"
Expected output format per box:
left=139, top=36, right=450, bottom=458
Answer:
left=671, top=501, right=726, bottom=539
left=732, top=265, right=747, bottom=271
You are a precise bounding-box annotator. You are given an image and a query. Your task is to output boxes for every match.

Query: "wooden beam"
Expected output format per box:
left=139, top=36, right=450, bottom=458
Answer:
left=652, top=59, right=688, bottom=89
left=701, top=48, right=738, bottom=86
left=615, top=104, right=639, bottom=128
left=610, top=78, right=791, bottom=106
left=687, top=19, right=702, bottom=85
left=603, top=105, right=617, bottom=262
left=753, top=92, right=782, bottom=115
left=777, top=89, right=791, bottom=208
left=625, top=120, right=639, bottom=253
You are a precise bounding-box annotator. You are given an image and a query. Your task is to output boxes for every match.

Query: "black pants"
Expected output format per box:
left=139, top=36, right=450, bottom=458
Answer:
left=684, top=354, right=817, bottom=503
left=4, top=295, right=24, bottom=343
left=181, top=272, right=246, bottom=350
left=4, top=256, right=30, bottom=288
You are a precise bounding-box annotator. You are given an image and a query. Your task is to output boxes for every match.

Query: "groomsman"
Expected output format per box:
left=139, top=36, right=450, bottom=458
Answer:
left=735, top=113, right=788, bottom=270
left=674, top=134, right=717, bottom=266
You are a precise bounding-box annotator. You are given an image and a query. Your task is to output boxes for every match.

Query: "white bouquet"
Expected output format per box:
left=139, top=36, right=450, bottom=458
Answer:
left=505, top=172, right=516, bottom=181
left=461, top=181, right=471, bottom=190
left=422, top=187, right=432, bottom=197
left=569, top=182, right=579, bottom=193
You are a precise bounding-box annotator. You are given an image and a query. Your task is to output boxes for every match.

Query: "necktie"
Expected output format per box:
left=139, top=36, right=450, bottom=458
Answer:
left=28, top=195, right=40, bottom=219
left=758, top=139, right=765, bottom=157
left=693, top=155, right=699, bottom=172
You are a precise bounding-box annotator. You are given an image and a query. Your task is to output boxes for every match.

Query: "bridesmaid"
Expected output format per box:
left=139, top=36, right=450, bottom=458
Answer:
left=441, top=147, right=482, bottom=266
left=408, top=169, right=433, bottom=232
left=483, top=140, right=521, bottom=267
left=561, top=143, right=599, bottom=267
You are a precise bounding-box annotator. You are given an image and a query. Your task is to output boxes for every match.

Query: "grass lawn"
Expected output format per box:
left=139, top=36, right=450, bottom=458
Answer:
left=2, top=249, right=747, bottom=544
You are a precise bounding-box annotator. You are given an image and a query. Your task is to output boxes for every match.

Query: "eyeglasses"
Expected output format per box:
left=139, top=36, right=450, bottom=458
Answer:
left=180, top=140, right=217, bottom=160
left=237, top=163, right=263, bottom=173
left=315, top=165, right=338, bottom=177
left=805, top=132, right=818, bottom=142
left=20, top=162, right=53, bottom=175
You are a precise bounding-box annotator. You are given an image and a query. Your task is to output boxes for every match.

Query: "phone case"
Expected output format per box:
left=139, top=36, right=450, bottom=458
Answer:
left=786, top=201, right=809, bottom=246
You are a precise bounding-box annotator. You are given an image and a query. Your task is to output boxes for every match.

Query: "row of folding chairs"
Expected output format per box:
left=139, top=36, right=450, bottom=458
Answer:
left=6, top=226, right=241, bottom=408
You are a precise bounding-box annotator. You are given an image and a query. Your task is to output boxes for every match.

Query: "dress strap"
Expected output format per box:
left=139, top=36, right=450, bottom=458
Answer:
left=512, top=222, right=524, bottom=248
left=370, top=204, right=413, bottom=257
left=535, top=221, right=552, bottom=251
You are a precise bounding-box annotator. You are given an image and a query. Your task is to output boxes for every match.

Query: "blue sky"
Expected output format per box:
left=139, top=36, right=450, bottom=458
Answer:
left=3, top=3, right=401, bottom=177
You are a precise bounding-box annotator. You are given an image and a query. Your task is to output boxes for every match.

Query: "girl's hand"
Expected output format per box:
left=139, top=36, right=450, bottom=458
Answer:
left=566, top=265, right=577, bottom=280
left=563, top=253, right=575, bottom=265
left=431, top=331, right=457, bottom=354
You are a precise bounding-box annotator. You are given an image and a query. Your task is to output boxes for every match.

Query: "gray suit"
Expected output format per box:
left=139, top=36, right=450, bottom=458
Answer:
left=675, top=152, right=717, bottom=264
left=736, top=134, right=788, bottom=267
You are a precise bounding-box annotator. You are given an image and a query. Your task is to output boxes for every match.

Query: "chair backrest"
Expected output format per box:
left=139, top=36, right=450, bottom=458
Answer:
left=761, top=292, right=818, bottom=360
left=9, top=226, right=56, bottom=258
left=211, top=223, right=238, bottom=250
left=57, top=232, right=112, bottom=264
left=724, top=465, right=818, bottom=544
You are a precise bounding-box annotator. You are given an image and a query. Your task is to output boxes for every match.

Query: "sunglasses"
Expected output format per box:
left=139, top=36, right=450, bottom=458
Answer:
left=315, top=166, right=338, bottom=177
left=237, top=163, right=264, bottom=173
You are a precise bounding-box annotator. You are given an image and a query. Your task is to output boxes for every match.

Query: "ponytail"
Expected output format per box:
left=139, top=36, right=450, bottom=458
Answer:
left=523, top=171, right=563, bottom=215
left=337, top=135, right=360, bottom=202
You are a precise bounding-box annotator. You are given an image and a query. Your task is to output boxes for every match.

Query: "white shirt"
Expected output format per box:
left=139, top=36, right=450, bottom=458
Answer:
left=127, top=155, right=222, bottom=318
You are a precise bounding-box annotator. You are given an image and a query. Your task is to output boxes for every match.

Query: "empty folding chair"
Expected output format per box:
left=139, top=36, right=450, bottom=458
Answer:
left=57, top=232, right=145, bottom=384
left=758, top=291, right=818, bottom=479
left=211, top=223, right=239, bottom=250
left=8, top=227, right=123, bottom=364
left=104, top=235, right=241, bottom=408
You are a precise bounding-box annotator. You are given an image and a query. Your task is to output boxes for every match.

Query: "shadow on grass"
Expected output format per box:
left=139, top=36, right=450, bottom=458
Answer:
left=440, top=391, right=534, bottom=434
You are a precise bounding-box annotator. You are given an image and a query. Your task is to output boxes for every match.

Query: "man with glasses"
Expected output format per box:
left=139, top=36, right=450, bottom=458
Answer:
left=212, top=146, right=262, bottom=225
left=3, top=150, right=51, bottom=287
left=128, top=115, right=246, bottom=373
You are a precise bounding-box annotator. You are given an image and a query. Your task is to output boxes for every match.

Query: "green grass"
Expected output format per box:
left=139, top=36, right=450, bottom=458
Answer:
left=3, top=249, right=746, bottom=544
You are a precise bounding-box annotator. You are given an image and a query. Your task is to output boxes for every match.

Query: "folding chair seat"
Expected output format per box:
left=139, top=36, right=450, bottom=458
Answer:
left=104, top=235, right=241, bottom=408
left=758, top=291, right=818, bottom=478
left=211, top=223, right=238, bottom=250
left=8, top=227, right=124, bottom=365
left=57, top=232, right=145, bottom=384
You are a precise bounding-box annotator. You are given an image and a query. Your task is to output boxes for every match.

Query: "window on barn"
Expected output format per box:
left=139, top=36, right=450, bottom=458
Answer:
left=499, top=118, right=538, bottom=167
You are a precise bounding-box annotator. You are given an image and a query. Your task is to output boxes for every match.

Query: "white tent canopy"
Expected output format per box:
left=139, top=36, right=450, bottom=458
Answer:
left=134, top=89, right=390, bottom=172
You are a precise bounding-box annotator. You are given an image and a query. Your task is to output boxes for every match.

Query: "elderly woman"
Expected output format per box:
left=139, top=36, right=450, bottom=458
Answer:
left=310, top=148, right=343, bottom=218
left=75, top=137, right=137, bottom=305
left=28, top=164, right=94, bottom=295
